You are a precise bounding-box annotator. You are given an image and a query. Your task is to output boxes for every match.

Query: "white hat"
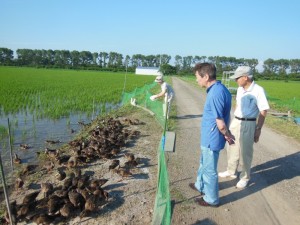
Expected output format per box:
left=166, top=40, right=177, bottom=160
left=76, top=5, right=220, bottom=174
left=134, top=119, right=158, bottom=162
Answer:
left=154, top=75, right=163, bottom=82
left=230, top=66, right=253, bottom=79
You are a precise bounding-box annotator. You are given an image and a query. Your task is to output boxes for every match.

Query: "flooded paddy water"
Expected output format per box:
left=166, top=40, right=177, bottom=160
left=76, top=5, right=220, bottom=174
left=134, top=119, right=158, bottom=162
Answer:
left=0, top=103, right=121, bottom=175
left=0, top=112, right=92, bottom=173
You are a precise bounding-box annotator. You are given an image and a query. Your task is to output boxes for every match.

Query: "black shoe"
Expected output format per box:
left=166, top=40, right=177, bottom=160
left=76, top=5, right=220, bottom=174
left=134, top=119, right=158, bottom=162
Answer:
left=194, top=197, right=219, bottom=208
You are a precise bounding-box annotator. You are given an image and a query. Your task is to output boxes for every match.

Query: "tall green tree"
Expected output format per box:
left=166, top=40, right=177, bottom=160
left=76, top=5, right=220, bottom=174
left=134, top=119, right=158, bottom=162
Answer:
left=0, top=47, right=14, bottom=65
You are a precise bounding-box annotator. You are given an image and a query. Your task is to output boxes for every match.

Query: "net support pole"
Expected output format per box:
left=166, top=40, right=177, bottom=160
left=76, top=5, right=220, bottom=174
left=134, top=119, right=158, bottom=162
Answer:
left=0, top=153, right=14, bottom=225
left=7, top=118, right=14, bottom=171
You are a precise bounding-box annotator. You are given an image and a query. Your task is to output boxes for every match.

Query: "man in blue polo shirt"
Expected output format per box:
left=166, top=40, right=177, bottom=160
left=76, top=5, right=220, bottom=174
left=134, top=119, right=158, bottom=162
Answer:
left=189, top=63, right=234, bottom=207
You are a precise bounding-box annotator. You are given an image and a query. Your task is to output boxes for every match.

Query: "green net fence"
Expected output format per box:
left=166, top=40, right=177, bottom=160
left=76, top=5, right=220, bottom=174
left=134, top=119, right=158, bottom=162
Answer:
left=122, top=82, right=166, bottom=127
left=122, top=83, right=171, bottom=225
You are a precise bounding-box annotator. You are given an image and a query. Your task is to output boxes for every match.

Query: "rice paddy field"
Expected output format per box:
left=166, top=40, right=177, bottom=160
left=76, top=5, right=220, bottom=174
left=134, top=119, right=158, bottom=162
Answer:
left=0, top=66, right=154, bottom=167
left=0, top=66, right=154, bottom=118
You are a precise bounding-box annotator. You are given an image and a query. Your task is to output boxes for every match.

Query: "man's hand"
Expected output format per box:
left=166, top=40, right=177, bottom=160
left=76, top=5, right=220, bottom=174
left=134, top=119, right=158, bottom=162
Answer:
left=224, top=132, right=235, bottom=145
left=254, top=129, right=261, bottom=143
left=150, top=95, right=157, bottom=101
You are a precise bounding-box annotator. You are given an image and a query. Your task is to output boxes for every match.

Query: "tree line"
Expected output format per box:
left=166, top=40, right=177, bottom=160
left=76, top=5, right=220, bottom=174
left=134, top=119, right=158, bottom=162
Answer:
left=1, top=47, right=300, bottom=80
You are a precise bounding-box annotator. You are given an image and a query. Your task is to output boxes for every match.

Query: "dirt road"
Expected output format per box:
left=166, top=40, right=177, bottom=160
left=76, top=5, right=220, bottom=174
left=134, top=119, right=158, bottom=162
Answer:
left=168, top=77, right=300, bottom=225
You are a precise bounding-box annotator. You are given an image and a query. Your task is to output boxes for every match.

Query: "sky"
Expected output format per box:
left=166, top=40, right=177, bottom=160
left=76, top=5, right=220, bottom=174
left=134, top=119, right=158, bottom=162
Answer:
left=1, top=0, right=300, bottom=64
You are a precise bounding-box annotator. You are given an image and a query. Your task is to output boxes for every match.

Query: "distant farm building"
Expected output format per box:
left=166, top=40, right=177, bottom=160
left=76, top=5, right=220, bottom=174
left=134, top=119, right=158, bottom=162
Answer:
left=135, top=67, right=162, bottom=76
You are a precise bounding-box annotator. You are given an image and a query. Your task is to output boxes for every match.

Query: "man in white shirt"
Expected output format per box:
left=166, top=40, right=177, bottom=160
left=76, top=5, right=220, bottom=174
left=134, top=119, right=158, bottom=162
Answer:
left=218, top=66, right=270, bottom=188
left=150, top=75, right=175, bottom=119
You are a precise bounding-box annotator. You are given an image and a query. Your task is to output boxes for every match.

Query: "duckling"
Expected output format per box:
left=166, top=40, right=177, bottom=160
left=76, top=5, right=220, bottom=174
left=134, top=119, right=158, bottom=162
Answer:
left=13, top=153, right=21, bottom=164
left=62, top=177, right=73, bottom=191
left=59, top=202, right=75, bottom=218
left=47, top=195, right=63, bottom=215
left=53, top=189, right=68, bottom=198
left=112, top=168, right=133, bottom=179
left=4, top=201, right=17, bottom=224
left=15, top=177, right=24, bottom=190
left=93, top=187, right=109, bottom=201
left=43, top=161, right=55, bottom=172
left=45, top=148, right=59, bottom=158
left=79, top=195, right=97, bottom=218
left=89, top=178, right=108, bottom=191
left=124, top=159, right=138, bottom=168
left=67, top=156, right=77, bottom=168
left=124, top=153, right=135, bottom=161
left=41, top=182, right=53, bottom=198
left=45, top=139, right=61, bottom=144
left=20, top=144, right=30, bottom=150
left=55, top=170, right=66, bottom=181
left=56, top=154, right=71, bottom=165
left=76, top=188, right=90, bottom=200
left=108, top=159, right=120, bottom=171
left=111, top=148, right=121, bottom=156
left=22, top=190, right=40, bottom=204
left=17, top=203, right=30, bottom=219
left=77, top=175, right=90, bottom=190
left=32, top=213, right=54, bottom=225
left=22, top=164, right=38, bottom=175
left=68, top=190, right=85, bottom=210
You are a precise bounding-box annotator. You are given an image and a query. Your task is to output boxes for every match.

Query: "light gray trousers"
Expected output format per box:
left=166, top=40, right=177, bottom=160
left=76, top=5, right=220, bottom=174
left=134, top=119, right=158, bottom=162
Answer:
left=226, top=118, right=256, bottom=181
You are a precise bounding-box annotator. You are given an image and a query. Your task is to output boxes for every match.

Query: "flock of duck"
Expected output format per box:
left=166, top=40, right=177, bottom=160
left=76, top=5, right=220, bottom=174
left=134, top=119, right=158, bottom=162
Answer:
left=1, top=117, right=142, bottom=224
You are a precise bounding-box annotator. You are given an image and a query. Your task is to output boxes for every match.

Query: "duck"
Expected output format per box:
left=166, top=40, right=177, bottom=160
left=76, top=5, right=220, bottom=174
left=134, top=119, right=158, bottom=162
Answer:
left=93, top=187, right=109, bottom=201
left=108, top=159, right=120, bottom=171
left=13, top=153, right=21, bottom=164
left=113, top=168, right=133, bottom=179
left=124, top=159, right=138, bottom=168
left=45, top=139, right=61, bottom=144
left=22, top=190, right=40, bottom=204
left=89, top=178, right=108, bottom=191
left=22, top=164, right=38, bottom=175
left=15, top=177, right=24, bottom=190
left=68, top=190, right=85, bottom=210
left=20, top=144, right=30, bottom=150
left=67, top=156, right=77, bottom=168
left=79, top=195, right=97, bottom=218
left=111, top=148, right=121, bottom=156
left=55, top=169, right=66, bottom=181
left=59, top=202, right=75, bottom=218
left=32, top=213, right=54, bottom=225
left=43, top=161, right=55, bottom=172
left=41, top=182, right=54, bottom=198
left=4, top=201, right=17, bottom=224
left=124, top=153, right=135, bottom=161
left=47, top=195, right=63, bottom=215
left=76, top=188, right=91, bottom=200
left=45, top=148, right=59, bottom=158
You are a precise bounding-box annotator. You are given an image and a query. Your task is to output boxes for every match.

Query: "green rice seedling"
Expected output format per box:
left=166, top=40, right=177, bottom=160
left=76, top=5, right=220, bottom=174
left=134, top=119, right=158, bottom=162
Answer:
left=0, top=67, right=154, bottom=119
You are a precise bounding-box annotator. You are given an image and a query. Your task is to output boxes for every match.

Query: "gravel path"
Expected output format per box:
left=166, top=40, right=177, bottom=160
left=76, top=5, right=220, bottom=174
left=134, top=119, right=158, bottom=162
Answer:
left=168, top=77, right=300, bottom=225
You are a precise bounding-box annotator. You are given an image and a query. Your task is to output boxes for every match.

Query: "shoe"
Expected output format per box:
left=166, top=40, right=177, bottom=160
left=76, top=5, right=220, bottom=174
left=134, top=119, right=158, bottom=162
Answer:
left=218, top=171, right=237, bottom=178
left=194, top=197, right=219, bottom=208
left=236, top=179, right=248, bottom=188
left=188, top=183, right=204, bottom=195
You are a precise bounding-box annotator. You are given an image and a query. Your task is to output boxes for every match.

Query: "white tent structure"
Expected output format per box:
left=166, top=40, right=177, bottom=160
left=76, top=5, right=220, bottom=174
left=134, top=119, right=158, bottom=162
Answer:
left=135, top=67, right=162, bottom=76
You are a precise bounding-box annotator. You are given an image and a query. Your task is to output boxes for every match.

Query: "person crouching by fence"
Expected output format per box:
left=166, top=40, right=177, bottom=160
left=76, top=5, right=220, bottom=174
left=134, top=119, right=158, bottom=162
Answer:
left=150, top=75, right=175, bottom=119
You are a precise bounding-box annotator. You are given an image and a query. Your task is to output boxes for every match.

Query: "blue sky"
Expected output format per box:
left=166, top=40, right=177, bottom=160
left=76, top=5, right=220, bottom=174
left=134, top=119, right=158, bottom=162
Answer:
left=1, top=0, right=300, bottom=63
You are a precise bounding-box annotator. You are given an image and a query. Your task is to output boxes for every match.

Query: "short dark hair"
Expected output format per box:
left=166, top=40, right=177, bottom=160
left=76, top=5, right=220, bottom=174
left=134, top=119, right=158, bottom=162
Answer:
left=193, top=63, right=216, bottom=80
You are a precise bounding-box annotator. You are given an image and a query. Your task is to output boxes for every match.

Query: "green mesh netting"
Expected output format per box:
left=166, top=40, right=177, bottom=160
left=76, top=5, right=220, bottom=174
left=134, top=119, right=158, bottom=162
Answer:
left=122, top=82, right=165, bottom=126
left=151, top=136, right=171, bottom=225
left=121, top=83, right=171, bottom=225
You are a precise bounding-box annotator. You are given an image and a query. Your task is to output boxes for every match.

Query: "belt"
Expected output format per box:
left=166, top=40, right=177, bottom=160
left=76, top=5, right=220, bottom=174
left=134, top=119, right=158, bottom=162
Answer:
left=235, top=116, right=256, bottom=121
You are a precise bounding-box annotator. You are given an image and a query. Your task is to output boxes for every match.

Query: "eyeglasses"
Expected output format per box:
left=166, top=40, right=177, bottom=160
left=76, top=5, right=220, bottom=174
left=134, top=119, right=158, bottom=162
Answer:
left=235, top=76, right=244, bottom=81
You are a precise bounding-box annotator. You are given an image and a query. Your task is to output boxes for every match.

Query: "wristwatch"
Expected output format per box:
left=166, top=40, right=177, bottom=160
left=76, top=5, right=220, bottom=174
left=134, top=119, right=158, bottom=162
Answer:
left=256, top=126, right=261, bottom=130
